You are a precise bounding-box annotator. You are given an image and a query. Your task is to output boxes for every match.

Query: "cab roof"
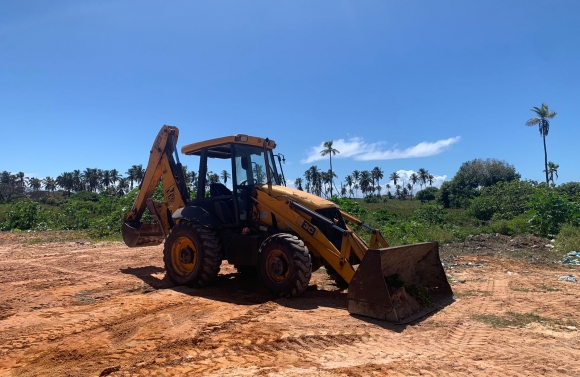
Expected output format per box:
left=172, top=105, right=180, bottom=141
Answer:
left=181, top=134, right=276, bottom=157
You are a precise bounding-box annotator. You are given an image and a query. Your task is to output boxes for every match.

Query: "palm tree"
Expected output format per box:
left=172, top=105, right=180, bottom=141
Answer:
left=345, top=175, right=353, bottom=197
left=110, top=169, right=120, bottom=187
left=385, top=183, right=391, bottom=195
left=43, top=177, right=56, bottom=192
left=526, top=103, right=557, bottom=184
left=102, top=170, right=111, bottom=188
left=56, top=172, right=74, bottom=196
left=543, top=161, right=559, bottom=184
left=221, top=170, right=231, bottom=185
left=134, top=165, right=145, bottom=186
left=16, top=172, right=25, bottom=189
left=117, top=177, right=129, bottom=196
left=305, top=166, right=322, bottom=196
left=389, top=172, right=400, bottom=187
left=126, top=166, right=137, bottom=190
left=26, top=177, right=42, bottom=191
left=428, top=174, right=435, bottom=186
left=371, top=167, right=384, bottom=195
left=320, top=141, right=340, bottom=197
left=360, top=170, right=372, bottom=197
left=407, top=182, right=413, bottom=199
left=418, top=168, right=428, bottom=189
left=294, top=177, right=303, bottom=191
left=72, top=170, right=82, bottom=191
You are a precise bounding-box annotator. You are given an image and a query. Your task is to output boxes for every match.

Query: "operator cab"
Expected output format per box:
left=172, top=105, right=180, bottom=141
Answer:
left=181, top=135, right=283, bottom=227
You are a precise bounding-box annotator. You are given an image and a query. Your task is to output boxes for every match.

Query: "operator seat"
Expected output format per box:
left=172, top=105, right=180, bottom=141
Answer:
left=210, top=183, right=232, bottom=197
left=210, top=183, right=234, bottom=224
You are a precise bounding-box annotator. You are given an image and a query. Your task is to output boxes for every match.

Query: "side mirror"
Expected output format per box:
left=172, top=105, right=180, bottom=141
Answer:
left=241, top=156, right=249, bottom=170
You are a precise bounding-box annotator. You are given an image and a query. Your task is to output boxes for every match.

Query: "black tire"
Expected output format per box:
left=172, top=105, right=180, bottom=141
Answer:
left=326, top=264, right=349, bottom=289
left=163, top=221, right=222, bottom=287
left=258, top=234, right=312, bottom=298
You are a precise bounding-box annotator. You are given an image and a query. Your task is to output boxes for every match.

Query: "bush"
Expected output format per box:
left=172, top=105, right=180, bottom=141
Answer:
left=0, top=200, right=51, bottom=231
left=415, top=186, right=438, bottom=202
left=467, top=180, right=538, bottom=221
left=412, top=204, right=447, bottom=225
left=527, top=189, right=580, bottom=237
left=555, top=224, right=580, bottom=254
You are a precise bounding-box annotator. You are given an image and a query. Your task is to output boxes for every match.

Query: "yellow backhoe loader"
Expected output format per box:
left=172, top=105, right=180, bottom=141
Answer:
left=122, top=125, right=453, bottom=323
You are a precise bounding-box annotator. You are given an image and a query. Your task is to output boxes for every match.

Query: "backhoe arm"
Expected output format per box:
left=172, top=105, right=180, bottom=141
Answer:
left=122, top=125, right=190, bottom=247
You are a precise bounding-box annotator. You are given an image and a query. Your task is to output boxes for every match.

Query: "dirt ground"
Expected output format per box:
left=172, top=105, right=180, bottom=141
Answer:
left=1, top=231, right=579, bottom=377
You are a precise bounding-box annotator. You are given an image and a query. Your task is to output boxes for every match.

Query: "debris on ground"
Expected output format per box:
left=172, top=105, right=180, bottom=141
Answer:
left=558, top=274, right=578, bottom=283
left=562, top=251, right=580, bottom=265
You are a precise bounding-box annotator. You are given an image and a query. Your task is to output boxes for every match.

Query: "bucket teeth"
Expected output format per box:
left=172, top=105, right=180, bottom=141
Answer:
left=347, top=242, right=453, bottom=323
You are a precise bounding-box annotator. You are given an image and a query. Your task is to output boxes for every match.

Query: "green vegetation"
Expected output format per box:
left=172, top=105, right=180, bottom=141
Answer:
left=471, top=312, right=576, bottom=329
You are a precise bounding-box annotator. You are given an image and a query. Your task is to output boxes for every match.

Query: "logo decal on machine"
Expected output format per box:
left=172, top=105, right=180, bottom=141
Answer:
left=300, top=218, right=317, bottom=236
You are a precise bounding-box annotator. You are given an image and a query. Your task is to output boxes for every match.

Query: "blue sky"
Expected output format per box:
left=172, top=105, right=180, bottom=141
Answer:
left=1, top=1, right=579, bottom=190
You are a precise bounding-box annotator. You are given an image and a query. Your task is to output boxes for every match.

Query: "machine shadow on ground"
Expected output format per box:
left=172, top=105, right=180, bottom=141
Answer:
left=120, top=265, right=352, bottom=312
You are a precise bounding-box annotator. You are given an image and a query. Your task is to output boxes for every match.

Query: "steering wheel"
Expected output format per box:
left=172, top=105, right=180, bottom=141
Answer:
left=239, top=180, right=248, bottom=186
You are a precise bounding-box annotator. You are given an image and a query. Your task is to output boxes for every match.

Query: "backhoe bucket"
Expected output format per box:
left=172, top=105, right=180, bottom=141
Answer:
left=122, top=221, right=165, bottom=248
left=347, top=242, right=453, bottom=323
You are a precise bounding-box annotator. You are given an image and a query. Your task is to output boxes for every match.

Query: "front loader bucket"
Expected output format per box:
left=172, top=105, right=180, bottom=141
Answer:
left=347, top=242, right=453, bottom=323
left=122, top=221, right=165, bottom=248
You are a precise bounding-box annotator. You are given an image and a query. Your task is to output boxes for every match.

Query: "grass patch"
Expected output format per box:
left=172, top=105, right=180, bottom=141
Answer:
left=470, top=312, right=551, bottom=328
left=510, top=286, right=532, bottom=293
left=539, top=284, right=560, bottom=292
left=454, top=290, right=490, bottom=298
left=471, top=312, right=577, bottom=329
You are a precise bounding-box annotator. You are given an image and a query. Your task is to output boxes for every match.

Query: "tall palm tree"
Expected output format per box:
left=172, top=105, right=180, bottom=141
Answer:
left=526, top=103, right=557, bottom=184
left=407, top=182, right=413, bottom=199
left=428, top=174, right=435, bottom=186
left=543, top=161, right=559, bottom=184
left=385, top=183, right=391, bottom=195
left=221, top=170, right=231, bottom=185
left=371, top=167, right=384, bottom=195
left=345, top=175, right=353, bottom=197
left=320, top=141, right=340, bottom=197
left=418, top=168, right=428, bottom=189
left=360, top=170, right=372, bottom=197
left=389, top=172, right=400, bottom=187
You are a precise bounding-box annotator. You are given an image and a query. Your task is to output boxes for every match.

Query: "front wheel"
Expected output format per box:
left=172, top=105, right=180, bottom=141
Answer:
left=258, top=234, right=312, bottom=298
left=163, top=221, right=222, bottom=287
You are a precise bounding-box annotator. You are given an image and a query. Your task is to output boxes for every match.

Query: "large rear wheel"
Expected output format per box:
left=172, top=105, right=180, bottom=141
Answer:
left=163, top=221, right=222, bottom=287
left=258, top=234, right=312, bottom=298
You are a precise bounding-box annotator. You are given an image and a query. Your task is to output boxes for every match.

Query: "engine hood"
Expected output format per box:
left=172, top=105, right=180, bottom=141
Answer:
left=258, top=185, right=338, bottom=211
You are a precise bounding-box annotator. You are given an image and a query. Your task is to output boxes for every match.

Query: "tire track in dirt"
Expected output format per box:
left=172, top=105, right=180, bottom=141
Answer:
left=0, top=294, right=189, bottom=357
left=120, top=301, right=375, bottom=376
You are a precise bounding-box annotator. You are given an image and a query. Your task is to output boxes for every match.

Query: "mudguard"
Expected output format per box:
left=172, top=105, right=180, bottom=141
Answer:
left=173, top=206, right=221, bottom=229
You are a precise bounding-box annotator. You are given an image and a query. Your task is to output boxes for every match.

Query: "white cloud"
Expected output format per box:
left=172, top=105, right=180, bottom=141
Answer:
left=301, top=136, right=460, bottom=164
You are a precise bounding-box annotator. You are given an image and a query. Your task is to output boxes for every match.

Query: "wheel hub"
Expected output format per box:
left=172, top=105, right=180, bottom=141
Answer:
left=266, top=250, right=289, bottom=282
left=180, top=246, right=194, bottom=264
